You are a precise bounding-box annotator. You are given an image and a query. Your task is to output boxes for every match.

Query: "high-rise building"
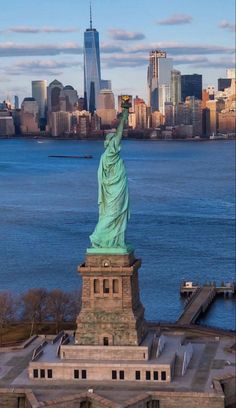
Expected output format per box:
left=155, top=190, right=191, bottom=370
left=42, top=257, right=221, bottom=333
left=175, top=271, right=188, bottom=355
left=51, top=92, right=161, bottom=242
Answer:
left=100, top=79, right=112, bottom=90
left=14, top=95, right=19, bottom=110
left=50, top=111, right=71, bottom=137
left=96, top=89, right=116, bottom=126
left=171, top=69, right=181, bottom=105
left=147, top=50, right=173, bottom=112
left=32, top=80, right=47, bottom=120
left=165, top=102, right=174, bottom=126
left=185, top=96, right=203, bottom=136
left=59, top=86, right=78, bottom=112
left=20, top=97, right=40, bottom=134
left=181, top=74, right=202, bottom=101
left=206, top=99, right=225, bottom=135
left=0, top=111, right=15, bottom=136
left=218, top=78, right=232, bottom=92
left=134, top=96, right=148, bottom=129
left=47, top=80, right=63, bottom=113
left=84, top=5, right=101, bottom=112
left=159, top=84, right=171, bottom=115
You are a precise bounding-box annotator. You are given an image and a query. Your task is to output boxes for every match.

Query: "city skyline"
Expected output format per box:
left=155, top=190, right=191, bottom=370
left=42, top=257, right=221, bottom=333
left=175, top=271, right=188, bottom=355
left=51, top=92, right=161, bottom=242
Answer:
left=0, top=0, right=235, bottom=102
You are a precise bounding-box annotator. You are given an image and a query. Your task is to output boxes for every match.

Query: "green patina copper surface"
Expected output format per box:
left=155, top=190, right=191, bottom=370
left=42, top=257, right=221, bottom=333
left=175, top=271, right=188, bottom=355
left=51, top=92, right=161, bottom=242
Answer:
left=89, top=104, right=131, bottom=254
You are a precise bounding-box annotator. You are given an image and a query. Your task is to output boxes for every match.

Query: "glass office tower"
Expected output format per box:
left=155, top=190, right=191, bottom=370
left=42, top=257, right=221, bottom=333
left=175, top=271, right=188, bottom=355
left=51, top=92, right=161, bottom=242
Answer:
left=84, top=10, right=101, bottom=113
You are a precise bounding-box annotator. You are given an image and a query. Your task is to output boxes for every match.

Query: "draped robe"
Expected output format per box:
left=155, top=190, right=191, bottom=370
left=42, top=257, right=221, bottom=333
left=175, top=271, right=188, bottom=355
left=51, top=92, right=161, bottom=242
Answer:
left=90, top=134, right=129, bottom=249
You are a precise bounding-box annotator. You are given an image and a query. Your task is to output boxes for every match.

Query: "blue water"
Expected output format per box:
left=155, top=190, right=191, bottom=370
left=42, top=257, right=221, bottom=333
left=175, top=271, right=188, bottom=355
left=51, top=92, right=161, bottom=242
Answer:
left=0, top=139, right=235, bottom=330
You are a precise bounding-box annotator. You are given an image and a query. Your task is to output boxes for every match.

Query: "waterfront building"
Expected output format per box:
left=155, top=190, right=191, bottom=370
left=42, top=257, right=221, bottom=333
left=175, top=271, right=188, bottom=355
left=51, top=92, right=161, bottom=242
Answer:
left=174, top=124, right=194, bottom=138
left=50, top=111, right=71, bottom=137
left=20, top=97, right=40, bottom=134
left=84, top=5, right=101, bottom=112
left=96, top=89, right=116, bottom=126
left=59, top=85, right=78, bottom=112
left=147, top=50, right=173, bottom=112
left=171, top=69, right=181, bottom=105
left=206, top=99, right=225, bottom=134
left=218, top=109, right=236, bottom=134
left=32, top=80, right=47, bottom=121
left=181, top=74, right=202, bottom=101
left=47, top=80, right=63, bottom=113
left=0, top=110, right=15, bottom=136
left=185, top=96, right=203, bottom=136
left=151, top=110, right=164, bottom=128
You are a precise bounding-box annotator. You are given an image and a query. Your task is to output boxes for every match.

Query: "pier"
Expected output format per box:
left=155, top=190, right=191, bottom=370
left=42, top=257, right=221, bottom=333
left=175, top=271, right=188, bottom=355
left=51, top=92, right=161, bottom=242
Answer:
left=177, top=281, right=235, bottom=325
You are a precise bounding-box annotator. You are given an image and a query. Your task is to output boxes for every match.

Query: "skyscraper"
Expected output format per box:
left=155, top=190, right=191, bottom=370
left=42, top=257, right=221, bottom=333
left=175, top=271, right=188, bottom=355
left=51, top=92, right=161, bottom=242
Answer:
left=96, top=89, right=116, bottom=126
left=14, top=95, right=19, bottom=110
left=84, top=4, right=101, bottom=112
left=171, top=69, right=181, bottom=105
left=181, top=74, right=202, bottom=101
left=147, top=50, right=173, bottom=113
left=32, top=80, right=47, bottom=120
left=47, top=80, right=63, bottom=113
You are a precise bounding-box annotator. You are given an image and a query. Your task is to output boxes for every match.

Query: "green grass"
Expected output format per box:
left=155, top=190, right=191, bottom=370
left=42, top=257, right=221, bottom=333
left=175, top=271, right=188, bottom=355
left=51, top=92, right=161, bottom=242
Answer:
left=0, top=322, right=76, bottom=346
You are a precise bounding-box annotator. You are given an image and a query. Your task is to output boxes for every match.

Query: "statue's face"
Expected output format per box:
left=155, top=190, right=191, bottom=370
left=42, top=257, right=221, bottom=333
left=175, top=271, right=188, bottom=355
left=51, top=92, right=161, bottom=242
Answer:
left=104, top=133, right=115, bottom=148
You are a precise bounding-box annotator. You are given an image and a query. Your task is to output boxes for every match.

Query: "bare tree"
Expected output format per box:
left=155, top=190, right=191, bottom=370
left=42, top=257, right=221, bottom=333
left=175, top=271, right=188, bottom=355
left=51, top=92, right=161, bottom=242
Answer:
left=47, top=289, right=80, bottom=333
left=21, top=288, right=48, bottom=336
left=0, top=292, right=16, bottom=345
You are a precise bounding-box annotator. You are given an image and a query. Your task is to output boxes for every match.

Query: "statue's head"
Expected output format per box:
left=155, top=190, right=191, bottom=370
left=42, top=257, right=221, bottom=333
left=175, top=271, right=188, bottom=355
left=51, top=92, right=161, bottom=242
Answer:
left=104, top=131, right=115, bottom=148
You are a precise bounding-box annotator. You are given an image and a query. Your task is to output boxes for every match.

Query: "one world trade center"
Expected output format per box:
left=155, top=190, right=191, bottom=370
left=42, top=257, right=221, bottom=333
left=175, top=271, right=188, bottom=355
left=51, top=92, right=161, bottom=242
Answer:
left=84, top=5, right=101, bottom=113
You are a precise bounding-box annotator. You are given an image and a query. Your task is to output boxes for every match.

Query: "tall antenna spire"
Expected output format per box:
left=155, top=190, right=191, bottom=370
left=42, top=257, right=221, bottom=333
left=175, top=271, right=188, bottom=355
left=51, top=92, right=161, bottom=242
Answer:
left=90, top=1, right=93, bottom=29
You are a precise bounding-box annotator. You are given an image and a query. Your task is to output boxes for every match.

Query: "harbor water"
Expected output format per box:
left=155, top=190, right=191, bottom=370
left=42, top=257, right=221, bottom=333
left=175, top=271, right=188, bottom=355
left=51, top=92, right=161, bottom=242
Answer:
left=0, top=139, right=235, bottom=330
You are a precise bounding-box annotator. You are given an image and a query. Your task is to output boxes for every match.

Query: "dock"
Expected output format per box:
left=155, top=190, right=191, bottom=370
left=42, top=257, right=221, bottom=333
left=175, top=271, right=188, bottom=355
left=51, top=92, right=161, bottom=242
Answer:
left=177, top=281, right=235, bottom=325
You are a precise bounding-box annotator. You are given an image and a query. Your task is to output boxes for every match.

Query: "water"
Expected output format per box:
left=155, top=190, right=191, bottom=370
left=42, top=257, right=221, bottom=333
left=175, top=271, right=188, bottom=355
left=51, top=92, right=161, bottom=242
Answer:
left=0, top=139, right=235, bottom=330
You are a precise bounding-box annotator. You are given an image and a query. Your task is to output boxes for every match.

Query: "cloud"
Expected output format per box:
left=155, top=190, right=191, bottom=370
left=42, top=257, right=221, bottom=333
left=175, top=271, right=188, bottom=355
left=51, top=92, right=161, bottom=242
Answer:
left=193, top=58, right=236, bottom=69
left=102, top=53, right=235, bottom=71
left=0, top=41, right=233, bottom=59
left=0, top=59, right=81, bottom=76
left=100, top=43, right=124, bottom=53
left=103, top=55, right=147, bottom=68
left=0, top=42, right=83, bottom=57
left=108, top=29, right=145, bottom=41
left=5, top=26, right=79, bottom=34
left=0, top=76, right=11, bottom=83
left=219, top=20, right=236, bottom=32
left=127, top=42, right=234, bottom=56
left=156, top=14, right=193, bottom=25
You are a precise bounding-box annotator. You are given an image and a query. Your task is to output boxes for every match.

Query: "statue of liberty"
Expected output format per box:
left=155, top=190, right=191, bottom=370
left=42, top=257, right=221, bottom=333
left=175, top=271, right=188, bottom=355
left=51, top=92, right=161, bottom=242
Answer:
left=89, top=97, right=131, bottom=253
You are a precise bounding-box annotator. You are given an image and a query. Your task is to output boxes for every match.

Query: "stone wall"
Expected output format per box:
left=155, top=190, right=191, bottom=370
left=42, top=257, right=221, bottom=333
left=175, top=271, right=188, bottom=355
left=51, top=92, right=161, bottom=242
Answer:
left=29, top=360, right=172, bottom=382
left=60, top=344, right=148, bottom=361
left=0, top=389, right=227, bottom=408
left=125, top=391, right=225, bottom=408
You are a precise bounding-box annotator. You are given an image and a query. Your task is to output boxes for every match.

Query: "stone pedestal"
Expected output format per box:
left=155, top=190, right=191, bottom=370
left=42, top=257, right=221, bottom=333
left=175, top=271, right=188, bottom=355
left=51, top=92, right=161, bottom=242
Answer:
left=75, top=251, right=146, bottom=346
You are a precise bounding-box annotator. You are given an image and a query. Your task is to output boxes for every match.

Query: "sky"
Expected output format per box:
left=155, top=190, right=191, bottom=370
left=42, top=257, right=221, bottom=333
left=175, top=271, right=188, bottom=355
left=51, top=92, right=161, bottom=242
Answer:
left=0, top=0, right=235, bottom=103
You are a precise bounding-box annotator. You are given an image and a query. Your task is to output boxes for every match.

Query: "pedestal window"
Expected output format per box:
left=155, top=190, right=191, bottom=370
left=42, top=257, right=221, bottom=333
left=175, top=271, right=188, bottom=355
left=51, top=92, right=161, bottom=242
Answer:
left=103, top=279, right=109, bottom=293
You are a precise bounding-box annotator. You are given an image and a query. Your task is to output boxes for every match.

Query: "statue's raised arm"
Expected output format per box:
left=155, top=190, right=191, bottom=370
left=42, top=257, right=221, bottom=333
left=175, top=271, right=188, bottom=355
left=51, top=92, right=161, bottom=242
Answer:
left=88, top=96, right=131, bottom=254
left=114, top=107, right=129, bottom=149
